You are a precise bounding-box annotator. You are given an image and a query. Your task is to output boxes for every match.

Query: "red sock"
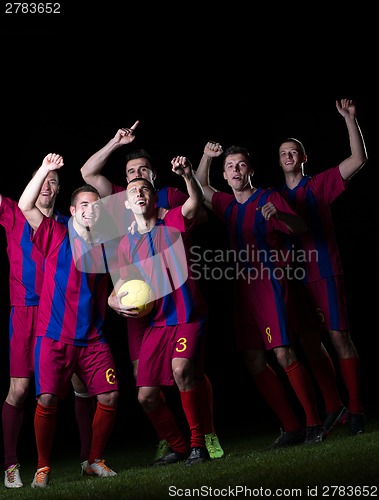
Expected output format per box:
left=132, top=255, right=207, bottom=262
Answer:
left=145, top=400, right=188, bottom=453
left=339, top=357, right=363, bottom=414
left=2, top=401, right=24, bottom=468
left=253, top=365, right=302, bottom=433
left=34, top=402, right=57, bottom=469
left=308, top=350, right=342, bottom=413
left=74, top=394, right=95, bottom=462
left=197, top=375, right=215, bottom=434
left=88, top=402, right=117, bottom=464
left=285, top=360, right=320, bottom=427
left=180, top=384, right=209, bottom=448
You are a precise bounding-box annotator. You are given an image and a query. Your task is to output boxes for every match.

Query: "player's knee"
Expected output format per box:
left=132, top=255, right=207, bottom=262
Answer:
left=97, top=390, right=119, bottom=407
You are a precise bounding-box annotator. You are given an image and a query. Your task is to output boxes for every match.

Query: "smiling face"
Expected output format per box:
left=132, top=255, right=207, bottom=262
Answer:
left=125, top=178, right=157, bottom=216
left=279, top=140, right=307, bottom=175
left=70, top=191, right=101, bottom=230
left=36, top=171, right=60, bottom=211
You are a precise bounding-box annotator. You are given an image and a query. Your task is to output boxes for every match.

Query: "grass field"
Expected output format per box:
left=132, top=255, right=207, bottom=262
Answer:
left=2, top=415, right=378, bottom=499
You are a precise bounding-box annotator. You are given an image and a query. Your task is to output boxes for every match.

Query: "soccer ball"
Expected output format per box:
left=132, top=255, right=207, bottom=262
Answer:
left=118, top=279, right=155, bottom=317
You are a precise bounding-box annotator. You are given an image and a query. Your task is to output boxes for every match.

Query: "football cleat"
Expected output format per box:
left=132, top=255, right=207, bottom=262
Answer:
left=31, top=466, right=50, bottom=488
left=4, top=463, right=23, bottom=488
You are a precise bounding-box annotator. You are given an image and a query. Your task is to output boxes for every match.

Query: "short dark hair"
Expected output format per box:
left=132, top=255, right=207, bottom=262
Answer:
left=223, top=145, right=252, bottom=168
left=125, top=148, right=154, bottom=168
left=70, top=184, right=100, bottom=206
left=126, top=177, right=156, bottom=196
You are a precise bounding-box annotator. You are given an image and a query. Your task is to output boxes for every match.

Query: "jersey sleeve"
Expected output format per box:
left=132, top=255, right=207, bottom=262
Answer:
left=0, top=196, right=17, bottom=229
left=309, top=166, right=347, bottom=203
left=163, top=206, right=187, bottom=232
left=167, top=186, right=188, bottom=207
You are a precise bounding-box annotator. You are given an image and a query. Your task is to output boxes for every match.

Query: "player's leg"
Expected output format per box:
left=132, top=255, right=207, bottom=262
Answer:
left=80, top=343, right=119, bottom=477
left=139, top=386, right=189, bottom=466
left=172, top=357, right=210, bottom=466
left=275, top=346, right=324, bottom=444
left=328, top=329, right=364, bottom=435
left=4, top=305, right=37, bottom=488
left=71, top=373, right=95, bottom=470
left=3, top=378, right=30, bottom=488
left=245, top=349, right=305, bottom=448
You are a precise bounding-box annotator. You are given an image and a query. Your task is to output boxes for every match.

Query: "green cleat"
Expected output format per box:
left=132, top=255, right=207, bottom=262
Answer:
left=205, top=432, right=224, bottom=459
left=154, top=439, right=170, bottom=461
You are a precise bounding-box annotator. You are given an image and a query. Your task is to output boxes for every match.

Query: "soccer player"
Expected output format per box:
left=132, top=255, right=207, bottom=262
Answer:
left=0, top=168, right=94, bottom=488
left=277, top=98, right=368, bottom=435
left=18, top=153, right=119, bottom=488
left=196, top=144, right=325, bottom=446
left=80, top=125, right=224, bottom=460
left=108, top=156, right=214, bottom=466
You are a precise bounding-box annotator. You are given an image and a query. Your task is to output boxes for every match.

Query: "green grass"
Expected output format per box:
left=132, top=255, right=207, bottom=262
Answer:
left=2, top=418, right=378, bottom=499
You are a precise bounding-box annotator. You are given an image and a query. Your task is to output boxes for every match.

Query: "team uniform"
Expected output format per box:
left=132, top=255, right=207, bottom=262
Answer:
left=107, top=183, right=190, bottom=362
left=277, top=165, right=365, bottom=432
left=0, top=196, right=68, bottom=377
left=0, top=196, right=70, bottom=486
left=31, top=215, right=119, bottom=398
left=111, top=182, right=223, bottom=462
left=116, top=207, right=207, bottom=387
left=278, top=166, right=349, bottom=331
left=209, top=185, right=326, bottom=442
left=211, top=188, right=305, bottom=351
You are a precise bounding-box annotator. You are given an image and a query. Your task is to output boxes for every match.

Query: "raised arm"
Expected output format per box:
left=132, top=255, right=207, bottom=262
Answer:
left=80, top=120, right=139, bottom=197
left=171, top=156, right=204, bottom=220
left=18, top=153, right=64, bottom=230
left=336, top=100, right=368, bottom=180
left=195, top=141, right=223, bottom=210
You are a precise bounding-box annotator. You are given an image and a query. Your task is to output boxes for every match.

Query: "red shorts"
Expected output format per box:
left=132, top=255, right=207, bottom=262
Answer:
left=34, top=336, right=119, bottom=399
left=285, top=280, right=321, bottom=339
left=136, top=319, right=206, bottom=387
left=9, top=305, right=38, bottom=378
left=304, top=275, right=349, bottom=331
left=233, top=276, right=292, bottom=351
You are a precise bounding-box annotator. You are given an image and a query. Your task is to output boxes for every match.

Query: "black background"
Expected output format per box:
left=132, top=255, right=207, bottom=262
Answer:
left=0, top=5, right=378, bottom=458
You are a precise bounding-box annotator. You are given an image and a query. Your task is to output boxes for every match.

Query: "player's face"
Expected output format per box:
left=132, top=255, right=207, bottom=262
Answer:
left=36, top=171, right=60, bottom=210
left=70, top=192, right=101, bottom=229
left=223, top=154, right=253, bottom=191
left=125, top=180, right=156, bottom=215
left=126, top=158, right=156, bottom=184
left=279, top=142, right=306, bottom=173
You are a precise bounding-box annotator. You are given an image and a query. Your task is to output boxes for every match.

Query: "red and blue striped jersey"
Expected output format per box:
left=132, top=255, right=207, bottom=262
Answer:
left=0, top=196, right=68, bottom=306
left=117, top=207, right=207, bottom=326
left=278, top=166, right=347, bottom=282
left=31, top=216, right=111, bottom=346
left=212, top=188, right=299, bottom=270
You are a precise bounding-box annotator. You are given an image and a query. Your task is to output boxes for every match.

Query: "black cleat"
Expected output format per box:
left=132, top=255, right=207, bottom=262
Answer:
left=152, top=449, right=187, bottom=467
left=304, top=425, right=324, bottom=444
left=271, top=429, right=305, bottom=449
left=184, top=447, right=210, bottom=466
left=349, top=413, right=365, bottom=435
left=323, top=406, right=349, bottom=435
